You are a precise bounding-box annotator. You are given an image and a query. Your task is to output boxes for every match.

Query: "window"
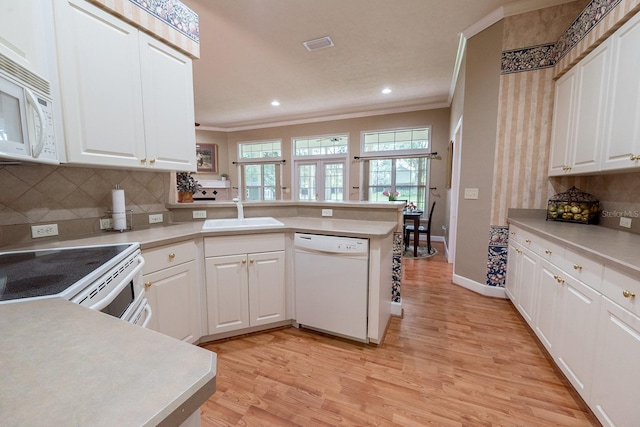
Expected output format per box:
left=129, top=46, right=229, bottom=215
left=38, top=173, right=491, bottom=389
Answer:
left=293, top=135, right=348, bottom=201
left=237, top=140, right=282, bottom=201
left=360, top=127, right=431, bottom=212
left=244, top=164, right=277, bottom=201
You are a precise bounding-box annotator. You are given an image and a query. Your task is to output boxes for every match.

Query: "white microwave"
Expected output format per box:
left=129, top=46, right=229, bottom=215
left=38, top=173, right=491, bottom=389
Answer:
left=0, top=53, right=59, bottom=165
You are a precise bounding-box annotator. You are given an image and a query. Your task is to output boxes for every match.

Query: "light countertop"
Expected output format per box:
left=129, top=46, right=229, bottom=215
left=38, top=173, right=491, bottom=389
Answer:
left=4, top=217, right=398, bottom=252
left=508, top=211, right=640, bottom=277
left=0, top=299, right=216, bottom=427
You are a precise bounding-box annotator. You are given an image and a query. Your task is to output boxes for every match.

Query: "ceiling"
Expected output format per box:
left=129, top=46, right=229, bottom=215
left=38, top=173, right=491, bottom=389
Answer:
left=182, top=0, right=574, bottom=131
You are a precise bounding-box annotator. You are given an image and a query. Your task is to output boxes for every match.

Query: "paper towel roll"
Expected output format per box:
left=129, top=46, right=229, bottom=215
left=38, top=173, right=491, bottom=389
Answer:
left=112, top=189, right=127, bottom=231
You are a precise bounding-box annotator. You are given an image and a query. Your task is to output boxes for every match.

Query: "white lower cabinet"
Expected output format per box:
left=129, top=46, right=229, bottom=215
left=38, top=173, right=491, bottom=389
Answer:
left=204, top=234, right=286, bottom=336
left=142, top=241, right=202, bottom=343
left=506, top=233, right=538, bottom=324
left=554, top=272, right=601, bottom=402
left=508, top=224, right=639, bottom=425
left=533, top=260, right=561, bottom=353
left=591, top=297, right=640, bottom=427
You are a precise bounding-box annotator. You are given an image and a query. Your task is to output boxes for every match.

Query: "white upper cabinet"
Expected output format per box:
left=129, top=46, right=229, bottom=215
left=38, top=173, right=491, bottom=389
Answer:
left=139, top=33, right=196, bottom=171
left=549, top=40, right=610, bottom=176
left=0, top=0, right=52, bottom=79
left=53, top=0, right=196, bottom=171
left=549, top=11, right=640, bottom=175
left=549, top=69, right=576, bottom=176
left=601, top=12, right=640, bottom=171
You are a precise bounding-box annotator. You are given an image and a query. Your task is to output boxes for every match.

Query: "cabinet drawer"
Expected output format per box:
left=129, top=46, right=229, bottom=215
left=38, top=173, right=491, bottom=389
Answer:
left=602, top=267, right=640, bottom=317
left=509, top=226, right=537, bottom=250
left=205, top=233, right=285, bottom=257
left=533, top=237, right=564, bottom=266
left=557, top=248, right=603, bottom=291
left=143, top=240, right=196, bottom=273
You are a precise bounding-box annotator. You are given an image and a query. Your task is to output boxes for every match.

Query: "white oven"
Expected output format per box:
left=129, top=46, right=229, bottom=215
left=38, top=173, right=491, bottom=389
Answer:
left=0, top=243, right=152, bottom=327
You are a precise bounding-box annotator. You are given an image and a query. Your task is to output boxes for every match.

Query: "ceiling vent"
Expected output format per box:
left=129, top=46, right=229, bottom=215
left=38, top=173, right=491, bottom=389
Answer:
left=303, top=36, right=334, bottom=52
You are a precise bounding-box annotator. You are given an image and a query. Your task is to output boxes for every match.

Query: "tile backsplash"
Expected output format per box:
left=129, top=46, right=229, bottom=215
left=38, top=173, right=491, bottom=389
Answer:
left=0, top=164, right=170, bottom=226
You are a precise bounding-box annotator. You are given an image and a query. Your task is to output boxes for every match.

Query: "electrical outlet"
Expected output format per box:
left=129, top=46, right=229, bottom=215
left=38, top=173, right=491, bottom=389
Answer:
left=31, top=224, right=59, bottom=238
left=100, top=218, right=113, bottom=230
left=149, top=213, right=164, bottom=224
left=464, top=188, right=479, bottom=200
left=193, top=210, right=207, bottom=219
left=322, top=209, right=333, bottom=217
left=620, top=217, right=632, bottom=228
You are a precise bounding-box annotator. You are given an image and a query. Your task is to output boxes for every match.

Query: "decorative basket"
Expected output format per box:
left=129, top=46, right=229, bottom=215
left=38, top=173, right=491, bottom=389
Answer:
left=546, top=186, right=599, bottom=224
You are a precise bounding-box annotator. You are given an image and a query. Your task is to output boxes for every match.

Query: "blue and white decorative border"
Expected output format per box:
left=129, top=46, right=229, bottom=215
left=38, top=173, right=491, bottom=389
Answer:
left=486, top=226, right=509, bottom=287
left=501, top=0, right=621, bottom=74
left=130, top=0, right=199, bottom=42
left=392, top=232, right=403, bottom=303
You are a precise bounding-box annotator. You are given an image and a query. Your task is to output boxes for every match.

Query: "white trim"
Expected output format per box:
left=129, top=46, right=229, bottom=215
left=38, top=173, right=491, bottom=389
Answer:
left=462, top=0, right=576, bottom=39
left=196, top=102, right=449, bottom=132
left=452, top=273, right=507, bottom=299
left=391, top=301, right=402, bottom=316
left=463, top=6, right=505, bottom=39
left=448, top=116, right=463, bottom=265
left=448, top=35, right=467, bottom=105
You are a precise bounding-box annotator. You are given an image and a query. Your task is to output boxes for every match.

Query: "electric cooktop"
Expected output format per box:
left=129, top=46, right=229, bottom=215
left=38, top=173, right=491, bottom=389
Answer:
left=0, top=244, right=137, bottom=302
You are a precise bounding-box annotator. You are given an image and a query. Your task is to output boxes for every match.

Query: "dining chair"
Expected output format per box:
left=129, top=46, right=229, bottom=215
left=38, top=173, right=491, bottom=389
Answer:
left=404, top=201, right=436, bottom=256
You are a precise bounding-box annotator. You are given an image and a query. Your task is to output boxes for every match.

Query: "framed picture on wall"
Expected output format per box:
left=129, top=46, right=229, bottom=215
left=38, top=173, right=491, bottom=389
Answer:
left=196, top=143, right=218, bottom=173
left=446, top=140, right=453, bottom=189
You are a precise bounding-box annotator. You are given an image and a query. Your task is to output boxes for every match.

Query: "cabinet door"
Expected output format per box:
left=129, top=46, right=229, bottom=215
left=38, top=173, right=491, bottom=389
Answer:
left=534, top=260, right=562, bottom=353
left=591, top=297, right=640, bottom=426
left=515, top=247, right=538, bottom=324
left=505, top=243, right=521, bottom=302
left=139, top=33, right=196, bottom=172
left=570, top=41, right=610, bottom=174
left=54, top=0, right=146, bottom=168
left=0, top=0, right=51, bottom=79
left=144, top=260, right=200, bottom=343
left=555, top=275, right=600, bottom=402
left=601, top=12, right=640, bottom=171
left=248, top=251, right=285, bottom=327
left=205, top=255, right=249, bottom=334
left=549, top=69, right=576, bottom=176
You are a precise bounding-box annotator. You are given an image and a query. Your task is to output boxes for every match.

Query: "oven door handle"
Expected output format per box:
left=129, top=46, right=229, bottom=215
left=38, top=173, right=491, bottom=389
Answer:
left=140, top=303, right=153, bottom=328
left=88, top=255, right=145, bottom=312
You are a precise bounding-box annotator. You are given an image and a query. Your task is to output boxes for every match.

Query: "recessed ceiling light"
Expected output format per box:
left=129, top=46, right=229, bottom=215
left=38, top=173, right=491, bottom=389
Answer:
left=382, top=87, right=392, bottom=94
left=271, top=100, right=280, bottom=106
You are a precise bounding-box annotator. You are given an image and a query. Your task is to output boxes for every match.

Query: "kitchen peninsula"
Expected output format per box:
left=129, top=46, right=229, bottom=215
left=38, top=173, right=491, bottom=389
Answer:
left=0, top=299, right=216, bottom=427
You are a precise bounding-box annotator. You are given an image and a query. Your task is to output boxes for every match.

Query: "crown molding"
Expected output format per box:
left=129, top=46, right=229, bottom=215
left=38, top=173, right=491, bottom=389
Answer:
left=196, top=102, right=450, bottom=133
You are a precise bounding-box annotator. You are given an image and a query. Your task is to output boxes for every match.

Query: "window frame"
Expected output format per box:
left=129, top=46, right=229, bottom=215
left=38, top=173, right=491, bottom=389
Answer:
left=359, top=126, right=432, bottom=213
left=237, top=139, right=283, bottom=201
left=292, top=133, right=349, bottom=201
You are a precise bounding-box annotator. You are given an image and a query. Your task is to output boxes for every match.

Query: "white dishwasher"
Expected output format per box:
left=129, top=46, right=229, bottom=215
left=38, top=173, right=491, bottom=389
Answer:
left=294, top=233, right=369, bottom=342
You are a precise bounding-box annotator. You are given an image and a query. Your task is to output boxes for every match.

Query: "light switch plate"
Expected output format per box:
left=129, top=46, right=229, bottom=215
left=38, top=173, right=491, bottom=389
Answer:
left=620, top=217, right=632, bottom=228
left=322, top=209, right=333, bottom=217
left=149, top=213, right=164, bottom=224
left=464, top=188, right=479, bottom=200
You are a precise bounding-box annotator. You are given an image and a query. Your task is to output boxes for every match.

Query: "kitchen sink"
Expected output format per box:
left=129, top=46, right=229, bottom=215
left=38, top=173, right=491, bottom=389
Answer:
left=201, top=217, right=284, bottom=231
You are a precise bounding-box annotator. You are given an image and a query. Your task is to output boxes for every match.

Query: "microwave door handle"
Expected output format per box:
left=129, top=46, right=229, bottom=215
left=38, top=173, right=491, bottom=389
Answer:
left=24, top=87, right=46, bottom=157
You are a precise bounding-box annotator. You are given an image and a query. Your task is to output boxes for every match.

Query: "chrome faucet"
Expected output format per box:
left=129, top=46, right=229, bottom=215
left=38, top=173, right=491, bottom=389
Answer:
left=232, top=197, right=244, bottom=219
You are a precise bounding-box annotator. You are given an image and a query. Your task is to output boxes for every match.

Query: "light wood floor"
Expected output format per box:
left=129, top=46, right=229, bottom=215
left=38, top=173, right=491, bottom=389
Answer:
left=199, top=242, right=600, bottom=426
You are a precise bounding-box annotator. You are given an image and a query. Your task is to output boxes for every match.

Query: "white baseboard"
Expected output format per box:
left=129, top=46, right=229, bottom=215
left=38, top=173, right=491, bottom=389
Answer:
left=452, top=273, right=507, bottom=298
left=391, top=301, right=402, bottom=316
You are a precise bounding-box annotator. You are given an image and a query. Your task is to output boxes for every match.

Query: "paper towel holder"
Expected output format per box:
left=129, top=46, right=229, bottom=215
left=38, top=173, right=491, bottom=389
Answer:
left=102, top=209, right=134, bottom=232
